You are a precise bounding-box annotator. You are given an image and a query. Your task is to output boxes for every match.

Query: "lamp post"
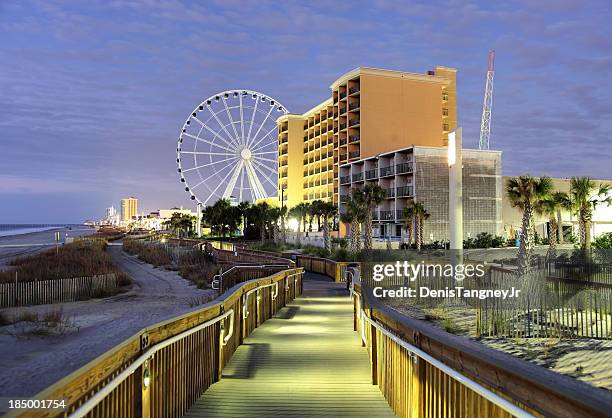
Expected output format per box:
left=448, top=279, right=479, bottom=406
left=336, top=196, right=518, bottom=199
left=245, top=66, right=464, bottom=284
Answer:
left=448, top=128, right=463, bottom=265
left=196, top=202, right=203, bottom=237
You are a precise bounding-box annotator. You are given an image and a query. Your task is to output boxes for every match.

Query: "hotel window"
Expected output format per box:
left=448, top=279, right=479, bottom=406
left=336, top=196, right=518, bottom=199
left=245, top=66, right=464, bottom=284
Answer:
left=442, top=92, right=448, bottom=101
left=442, top=108, right=449, bottom=116
left=443, top=123, right=449, bottom=131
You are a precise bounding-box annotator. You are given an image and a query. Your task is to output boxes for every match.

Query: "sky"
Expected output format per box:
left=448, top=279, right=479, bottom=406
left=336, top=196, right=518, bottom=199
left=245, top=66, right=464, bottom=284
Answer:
left=1, top=0, right=611, bottom=223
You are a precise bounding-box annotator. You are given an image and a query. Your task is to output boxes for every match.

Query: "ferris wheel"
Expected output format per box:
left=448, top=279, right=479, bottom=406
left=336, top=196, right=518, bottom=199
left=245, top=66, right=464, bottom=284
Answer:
left=177, top=90, right=288, bottom=205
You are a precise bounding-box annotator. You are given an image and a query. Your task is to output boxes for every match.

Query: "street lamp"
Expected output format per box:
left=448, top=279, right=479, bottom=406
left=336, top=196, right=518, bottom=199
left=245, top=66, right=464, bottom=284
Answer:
left=448, top=128, right=463, bottom=255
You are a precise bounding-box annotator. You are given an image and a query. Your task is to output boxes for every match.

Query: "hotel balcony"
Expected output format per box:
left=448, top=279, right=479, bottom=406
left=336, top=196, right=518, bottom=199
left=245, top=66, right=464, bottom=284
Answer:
left=379, top=210, right=394, bottom=221
left=395, top=162, right=413, bottom=174
left=349, top=135, right=360, bottom=143
left=348, top=119, right=360, bottom=127
left=396, top=186, right=414, bottom=197
left=380, top=165, right=394, bottom=177
left=352, top=172, right=364, bottom=182
left=339, top=107, right=347, bottom=116
left=339, top=123, right=347, bottom=131
left=348, top=102, right=360, bottom=111
left=348, top=151, right=360, bottom=160
left=281, top=122, right=288, bottom=132
left=339, top=137, right=348, bottom=146
left=340, top=175, right=350, bottom=185
left=365, top=168, right=377, bottom=180
left=395, top=210, right=405, bottom=220
left=348, top=86, right=360, bottom=95
left=339, top=91, right=347, bottom=100
left=340, top=194, right=349, bottom=203
left=280, top=135, right=288, bottom=144
left=385, top=188, right=395, bottom=198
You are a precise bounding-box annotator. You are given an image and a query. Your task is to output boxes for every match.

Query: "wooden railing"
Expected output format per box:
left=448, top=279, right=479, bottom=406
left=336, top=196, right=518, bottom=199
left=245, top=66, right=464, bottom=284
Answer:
left=168, top=238, right=294, bottom=267
left=349, top=266, right=612, bottom=418
left=295, top=254, right=350, bottom=283
left=7, top=268, right=304, bottom=418
left=212, top=265, right=291, bottom=293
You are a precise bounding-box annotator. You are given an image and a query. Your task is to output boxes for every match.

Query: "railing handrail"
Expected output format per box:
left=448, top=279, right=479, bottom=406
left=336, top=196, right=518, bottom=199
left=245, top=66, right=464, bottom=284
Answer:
left=212, top=264, right=291, bottom=290
left=69, top=309, right=235, bottom=418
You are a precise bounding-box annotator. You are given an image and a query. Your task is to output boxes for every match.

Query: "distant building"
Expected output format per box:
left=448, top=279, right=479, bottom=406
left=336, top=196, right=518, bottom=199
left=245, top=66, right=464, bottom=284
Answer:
left=103, top=205, right=119, bottom=226
left=131, top=207, right=196, bottom=230
left=502, top=177, right=612, bottom=242
left=121, top=197, right=138, bottom=222
left=106, top=206, right=117, bottom=219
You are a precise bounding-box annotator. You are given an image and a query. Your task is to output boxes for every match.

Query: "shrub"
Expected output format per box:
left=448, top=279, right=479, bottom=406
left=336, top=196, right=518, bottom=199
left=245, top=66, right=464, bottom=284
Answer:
left=331, top=237, right=348, bottom=249
left=123, top=240, right=171, bottom=266
left=593, top=232, right=612, bottom=250
left=463, top=232, right=506, bottom=249
left=0, top=240, right=124, bottom=283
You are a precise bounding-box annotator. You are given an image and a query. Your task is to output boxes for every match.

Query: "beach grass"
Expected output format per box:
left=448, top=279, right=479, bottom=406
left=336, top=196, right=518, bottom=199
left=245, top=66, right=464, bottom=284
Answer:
left=0, top=240, right=130, bottom=284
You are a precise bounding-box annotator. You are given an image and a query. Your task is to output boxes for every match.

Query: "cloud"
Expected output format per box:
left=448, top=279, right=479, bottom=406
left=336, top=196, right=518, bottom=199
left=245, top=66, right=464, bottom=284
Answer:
left=0, top=0, right=611, bottom=222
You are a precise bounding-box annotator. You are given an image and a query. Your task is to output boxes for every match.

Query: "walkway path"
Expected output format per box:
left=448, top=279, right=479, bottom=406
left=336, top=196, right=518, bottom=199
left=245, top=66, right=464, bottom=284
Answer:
left=185, top=273, right=395, bottom=417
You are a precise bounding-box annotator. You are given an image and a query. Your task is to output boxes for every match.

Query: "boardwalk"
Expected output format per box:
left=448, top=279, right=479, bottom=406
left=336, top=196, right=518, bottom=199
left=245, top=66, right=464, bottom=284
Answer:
left=185, top=273, right=395, bottom=417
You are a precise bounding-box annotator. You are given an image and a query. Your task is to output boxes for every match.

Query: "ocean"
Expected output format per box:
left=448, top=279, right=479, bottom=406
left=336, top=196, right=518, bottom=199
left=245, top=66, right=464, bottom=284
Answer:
left=0, top=224, right=83, bottom=238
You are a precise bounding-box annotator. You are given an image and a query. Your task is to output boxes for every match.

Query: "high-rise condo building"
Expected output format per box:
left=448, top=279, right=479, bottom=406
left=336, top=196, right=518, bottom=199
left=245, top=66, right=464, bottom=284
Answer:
left=121, top=197, right=138, bottom=221
left=276, top=66, right=457, bottom=209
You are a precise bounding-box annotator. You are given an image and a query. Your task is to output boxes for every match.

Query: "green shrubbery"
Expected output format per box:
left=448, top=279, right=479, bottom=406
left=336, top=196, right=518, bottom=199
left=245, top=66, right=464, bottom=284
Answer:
left=463, top=232, right=507, bottom=249
left=593, top=232, right=612, bottom=250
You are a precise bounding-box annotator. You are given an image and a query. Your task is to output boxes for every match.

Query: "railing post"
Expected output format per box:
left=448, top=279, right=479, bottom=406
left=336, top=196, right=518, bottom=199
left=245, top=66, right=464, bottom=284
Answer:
left=370, top=318, right=378, bottom=385
left=353, top=294, right=357, bottom=331
left=412, top=355, right=424, bottom=418
left=138, top=333, right=151, bottom=418
left=217, top=315, right=225, bottom=381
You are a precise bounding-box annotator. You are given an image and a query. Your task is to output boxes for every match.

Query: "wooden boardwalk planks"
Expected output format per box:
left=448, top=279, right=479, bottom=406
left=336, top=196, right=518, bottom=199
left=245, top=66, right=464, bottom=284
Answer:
left=184, top=275, right=395, bottom=418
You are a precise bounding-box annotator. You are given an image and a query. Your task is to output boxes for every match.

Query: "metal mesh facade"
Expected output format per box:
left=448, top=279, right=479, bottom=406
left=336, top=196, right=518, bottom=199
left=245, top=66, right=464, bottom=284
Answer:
left=414, top=147, right=502, bottom=242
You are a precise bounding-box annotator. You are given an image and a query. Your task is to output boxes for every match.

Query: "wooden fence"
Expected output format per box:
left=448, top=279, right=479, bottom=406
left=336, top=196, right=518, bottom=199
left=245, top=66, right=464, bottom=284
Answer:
left=478, top=266, right=612, bottom=339
left=0, top=274, right=118, bottom=308
left=6, top=268, right=304, bottom=418
left=350, top=267, right=612, bottom=418
left=295, top=254, right=350, bottom=283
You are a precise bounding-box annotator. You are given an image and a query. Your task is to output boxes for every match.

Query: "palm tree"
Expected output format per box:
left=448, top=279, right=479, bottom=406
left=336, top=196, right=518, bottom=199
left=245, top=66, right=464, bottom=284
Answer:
left=236, top=201, right=251, bottom=237
left=361, top=184, right=386, bottom=250
left=320, top=202, right=337, bottom=252
left=268, top=207, right=282, bottom=244
left=306, top=202, right=316, bottom=234
left=310, top=200, right=324, bottom=232
left=568, top=177, right=611, bottom=250
left=289, top=203, right=309, bottom=246
left=410, top=202, right=429, bottom=251
left=250, top=202, right=273, bottom=243
left=535, top=191, right=570, bottom=258
left=345, top=189, right=366, bottom=252
left=340, top=210, right=355, bottom=251
left=279, top=205, right=288, bottom=244
left=402, top=204, right=416, bottom=248
left=506, top=176, right=553, bottom=275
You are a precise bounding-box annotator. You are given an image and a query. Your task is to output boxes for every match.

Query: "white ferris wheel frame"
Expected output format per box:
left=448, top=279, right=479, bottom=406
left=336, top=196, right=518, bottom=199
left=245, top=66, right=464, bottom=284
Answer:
left=176, top=90, right=289, bottom=206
